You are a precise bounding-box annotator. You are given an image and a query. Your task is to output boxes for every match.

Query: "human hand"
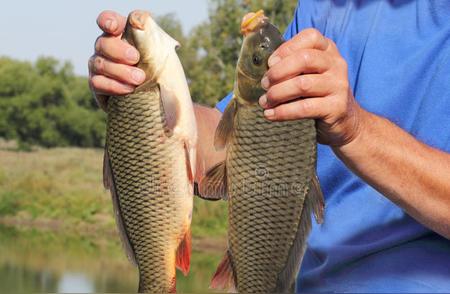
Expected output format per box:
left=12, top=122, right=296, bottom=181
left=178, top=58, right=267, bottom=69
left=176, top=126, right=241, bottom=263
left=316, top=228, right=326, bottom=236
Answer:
left=88, top=11, right=146, bottom=110
left=259, top=29, right=363, bottom=147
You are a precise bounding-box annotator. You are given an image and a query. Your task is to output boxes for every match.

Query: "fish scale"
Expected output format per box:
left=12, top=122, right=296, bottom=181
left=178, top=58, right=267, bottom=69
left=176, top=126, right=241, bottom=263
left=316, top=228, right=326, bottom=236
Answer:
left=227, top=105, right=317, bottom=292
left=106, top=86, right=190, bottom=293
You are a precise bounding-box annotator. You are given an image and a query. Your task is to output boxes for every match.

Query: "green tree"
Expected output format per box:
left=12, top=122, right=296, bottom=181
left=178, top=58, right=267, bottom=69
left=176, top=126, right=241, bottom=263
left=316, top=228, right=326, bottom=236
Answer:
left=0, top=57, right=105, bottom=148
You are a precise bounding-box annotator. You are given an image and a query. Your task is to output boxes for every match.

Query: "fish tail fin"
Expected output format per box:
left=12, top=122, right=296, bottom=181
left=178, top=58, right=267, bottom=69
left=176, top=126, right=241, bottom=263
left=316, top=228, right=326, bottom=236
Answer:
left=176, top=227, right=191, bottom=276
left=210, top=249, right=237, bottom=291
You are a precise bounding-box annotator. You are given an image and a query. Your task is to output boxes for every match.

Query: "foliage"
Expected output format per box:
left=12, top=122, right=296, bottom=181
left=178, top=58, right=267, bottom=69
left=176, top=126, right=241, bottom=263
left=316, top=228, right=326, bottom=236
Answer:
left=0, top=0, right=298, bottom=147
left=0, top=57, right=105, bottom=148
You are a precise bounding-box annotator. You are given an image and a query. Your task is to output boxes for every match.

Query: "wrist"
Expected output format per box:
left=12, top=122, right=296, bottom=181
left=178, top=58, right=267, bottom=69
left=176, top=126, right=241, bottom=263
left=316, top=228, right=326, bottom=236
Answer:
left=333, top=105, right=371, bottom=154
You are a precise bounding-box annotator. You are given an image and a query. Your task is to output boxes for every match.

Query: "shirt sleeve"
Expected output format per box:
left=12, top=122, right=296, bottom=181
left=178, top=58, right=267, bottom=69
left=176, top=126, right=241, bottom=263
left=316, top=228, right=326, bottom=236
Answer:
left=215, top=0, right=315, bottom=112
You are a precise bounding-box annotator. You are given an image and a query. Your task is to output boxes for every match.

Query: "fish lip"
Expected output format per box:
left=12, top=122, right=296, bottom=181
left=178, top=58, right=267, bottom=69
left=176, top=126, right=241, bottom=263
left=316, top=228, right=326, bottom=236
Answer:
left=129, top=10, right=151, bottom=30
left=241, top=10, right=268, bottom=36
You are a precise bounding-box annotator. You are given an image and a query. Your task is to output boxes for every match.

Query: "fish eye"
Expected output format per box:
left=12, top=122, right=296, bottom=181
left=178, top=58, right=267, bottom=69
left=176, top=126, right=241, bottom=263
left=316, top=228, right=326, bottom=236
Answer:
left=260, top=42, right=269, bottom=49
left=252, top=54, right=263, bottom=66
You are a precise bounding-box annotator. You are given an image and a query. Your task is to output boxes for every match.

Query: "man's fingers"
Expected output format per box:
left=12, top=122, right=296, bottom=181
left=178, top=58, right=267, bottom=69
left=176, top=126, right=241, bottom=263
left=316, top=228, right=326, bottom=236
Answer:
left=89, top=55, right=146, bottom=86
left=95, top=36, right=140, bottom=65
left=263, top=97, right=331, bottom=121
left=261, top=74, right=333, bottom=108
left=263, top=49, right=331, bottom=87
left=97, top=10, right=127, bottom=36
left=269, top=28, right=329, bottom=67
left=90, top=75, right=135, bottom=96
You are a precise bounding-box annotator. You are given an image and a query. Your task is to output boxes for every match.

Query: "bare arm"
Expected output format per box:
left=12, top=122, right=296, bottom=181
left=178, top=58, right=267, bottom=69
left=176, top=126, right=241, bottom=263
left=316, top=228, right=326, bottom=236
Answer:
left=261, top=29, right=450, bottom=238
left=193, top=104, right=225, bottom=183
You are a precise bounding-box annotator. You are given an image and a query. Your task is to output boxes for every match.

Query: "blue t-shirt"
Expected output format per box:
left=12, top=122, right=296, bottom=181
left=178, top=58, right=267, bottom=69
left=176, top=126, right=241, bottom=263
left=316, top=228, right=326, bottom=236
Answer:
left=216, top=1, right=450, bottom=292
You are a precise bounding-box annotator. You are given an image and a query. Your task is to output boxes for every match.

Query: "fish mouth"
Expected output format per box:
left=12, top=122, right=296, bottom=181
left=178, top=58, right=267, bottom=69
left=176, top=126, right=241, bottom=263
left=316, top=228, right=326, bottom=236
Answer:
left=241, top=10, right=268, bottom=36
left=129, top=10, right=151, bottom=30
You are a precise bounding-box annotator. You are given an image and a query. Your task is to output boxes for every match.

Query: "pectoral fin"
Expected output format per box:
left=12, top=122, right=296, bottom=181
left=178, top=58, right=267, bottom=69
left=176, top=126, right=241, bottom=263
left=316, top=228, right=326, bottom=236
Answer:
left=184, top=141, right=196, bottom=184
left=214, top=98, right=237, bottom=150
left=159, top=84, right=180, bottom=135
left=198, top=162, right=228, bottom=201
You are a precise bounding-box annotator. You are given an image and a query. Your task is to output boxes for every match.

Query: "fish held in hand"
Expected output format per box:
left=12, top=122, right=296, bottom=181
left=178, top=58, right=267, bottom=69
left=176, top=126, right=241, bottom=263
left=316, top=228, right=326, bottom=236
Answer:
left=103, top=10, right=197, bottom=293
left=199, top=11, right=324, bottom=293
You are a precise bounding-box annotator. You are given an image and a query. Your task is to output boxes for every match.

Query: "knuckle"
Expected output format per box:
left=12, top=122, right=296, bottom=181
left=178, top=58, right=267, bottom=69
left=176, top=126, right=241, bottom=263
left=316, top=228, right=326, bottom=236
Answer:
left=336, top=78, right=349, bottom=93
left=334, top=98, right=347, bottom=115
left=299, top=99, right=314, bottom=114
left=299, top=51, right=313, bottom=67
left=335, top=57, right=348, bottom=70
left=304, top=28, right=321, bottom=42
left=326, top=38, right=338, bottom=50
left=296, top=76, right=312, bottom=93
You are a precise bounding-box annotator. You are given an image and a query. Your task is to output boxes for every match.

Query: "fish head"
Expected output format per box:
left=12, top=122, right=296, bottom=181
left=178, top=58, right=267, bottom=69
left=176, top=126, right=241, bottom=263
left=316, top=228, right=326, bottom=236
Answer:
left=123, top=10, right=180, bottom=83
left=237, top=11, right=284, bottom=103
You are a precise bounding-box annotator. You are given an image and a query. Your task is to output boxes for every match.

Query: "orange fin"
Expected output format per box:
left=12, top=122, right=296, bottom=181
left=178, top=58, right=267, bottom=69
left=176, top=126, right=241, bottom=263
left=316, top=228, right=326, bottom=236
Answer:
left=176, top=228, right=191, bottom=276
left=211, top=250, right=237, bottom=291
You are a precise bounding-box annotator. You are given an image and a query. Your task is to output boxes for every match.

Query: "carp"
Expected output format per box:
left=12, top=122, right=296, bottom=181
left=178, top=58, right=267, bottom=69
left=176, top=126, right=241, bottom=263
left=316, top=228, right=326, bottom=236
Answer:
left=103, top=10, right=197, bottom=293
left=199, top=11, right=324, bottom=293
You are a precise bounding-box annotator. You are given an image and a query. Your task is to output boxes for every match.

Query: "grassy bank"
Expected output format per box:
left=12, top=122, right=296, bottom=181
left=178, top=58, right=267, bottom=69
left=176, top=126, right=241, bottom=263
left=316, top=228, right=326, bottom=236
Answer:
left=0, top=144, right=228, bottom=240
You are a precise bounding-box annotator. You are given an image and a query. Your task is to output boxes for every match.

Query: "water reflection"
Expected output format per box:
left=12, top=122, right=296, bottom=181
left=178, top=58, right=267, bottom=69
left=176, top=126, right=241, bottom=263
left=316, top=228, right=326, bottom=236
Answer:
left=0, top=225, right=221, bottom=293
left=58, top=273, right=94, bottom=293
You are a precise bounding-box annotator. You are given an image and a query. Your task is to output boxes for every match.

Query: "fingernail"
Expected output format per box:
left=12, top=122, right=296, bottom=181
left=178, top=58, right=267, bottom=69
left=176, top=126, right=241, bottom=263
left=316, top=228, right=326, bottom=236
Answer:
left=264, top=109, right=275, bottom=118
left=268, top=55, right=281, bottom=67
left=105, top=19, right=117, bottom=31
left=261, top=76, right=270, bottom=90
left=132, top=69, right=146, bottom=83
left=124, top=85, right=135, bottom=92
left=126, top=48, right=139, bottom=63
left=259, top=94, right=267, bottom=107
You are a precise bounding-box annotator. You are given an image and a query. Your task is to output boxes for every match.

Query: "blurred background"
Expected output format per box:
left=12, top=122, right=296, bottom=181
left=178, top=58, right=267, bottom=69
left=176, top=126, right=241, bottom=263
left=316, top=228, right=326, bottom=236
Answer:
left=0, top=0, right=296, bottom=292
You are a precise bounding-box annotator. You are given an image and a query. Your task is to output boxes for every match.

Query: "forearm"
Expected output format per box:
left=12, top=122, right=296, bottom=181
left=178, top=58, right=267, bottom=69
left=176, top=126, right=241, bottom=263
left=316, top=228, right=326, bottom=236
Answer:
left=193, top=104, right=225, bottom=183
left=334, top=108, right=450, bottom=238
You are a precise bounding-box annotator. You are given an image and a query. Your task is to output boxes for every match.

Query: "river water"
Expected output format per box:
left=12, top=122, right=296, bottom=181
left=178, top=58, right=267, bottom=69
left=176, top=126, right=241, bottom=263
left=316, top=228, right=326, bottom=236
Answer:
left=0, top=225, right=222, bottom=293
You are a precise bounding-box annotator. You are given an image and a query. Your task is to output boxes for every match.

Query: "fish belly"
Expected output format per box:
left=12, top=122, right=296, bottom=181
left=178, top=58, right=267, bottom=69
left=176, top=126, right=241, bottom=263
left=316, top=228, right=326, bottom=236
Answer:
left=106, top=87, right=192, bottom=292
left=227, top=104, right=316, bottom=292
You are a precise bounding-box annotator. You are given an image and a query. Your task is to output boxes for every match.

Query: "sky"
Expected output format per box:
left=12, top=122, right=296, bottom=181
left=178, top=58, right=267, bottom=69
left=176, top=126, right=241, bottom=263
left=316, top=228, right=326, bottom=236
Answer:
left=0, top=1, right=209, bottom=76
